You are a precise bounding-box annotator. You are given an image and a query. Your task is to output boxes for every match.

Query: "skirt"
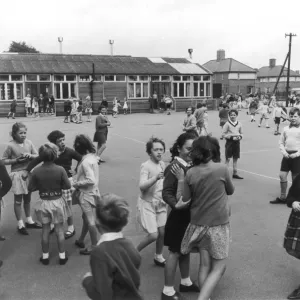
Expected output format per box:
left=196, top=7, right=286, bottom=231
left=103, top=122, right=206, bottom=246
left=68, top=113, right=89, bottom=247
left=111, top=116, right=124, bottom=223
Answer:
left=284, top=210, right=300, bottom=259
left=35, top=197, right=71, bottom=225
left=93, top=131, right=107, bottom=144
left=164, top=209, right=190, bottom=253
left=10, top=171, right=29, bottom=195
left=181, top=223, right=230, bottom=259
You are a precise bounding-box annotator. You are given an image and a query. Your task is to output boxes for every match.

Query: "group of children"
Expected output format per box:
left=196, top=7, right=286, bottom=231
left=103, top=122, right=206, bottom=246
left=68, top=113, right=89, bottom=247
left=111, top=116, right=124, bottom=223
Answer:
left=64, top=96, right=92, bottom=123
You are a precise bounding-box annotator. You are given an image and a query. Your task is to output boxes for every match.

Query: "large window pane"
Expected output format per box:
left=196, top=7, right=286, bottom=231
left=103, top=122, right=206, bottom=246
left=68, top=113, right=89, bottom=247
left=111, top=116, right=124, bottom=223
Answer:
left=16, top=84, right=23, bottom=99
left=54, top=75, right=64, bottom=81
left=66, top=75, right=76, bottom=81
left=151, top=76, right=160, bottom=81
left=186, top=83, right=190, bottom=97
left=93, top=75, right=102, bottom=81
left=206, top=83, right=211, bottom=96
left=0, top=75, right=9, bottom=81
left=54, top=83, right=61, bottom=99
left=200, top=83, right=204, bottom=96
left=7, top=83, right=14, bottom=99
left=39, top=75, right=51, bottom=81
left=143, top=83, right=149, bottom=97
left=161, top=76, right=170, bottom=81
left=194, top=83, right=199, bottom=96
left=139, top=75, right=148, bottom=81
left=62, top=83, right=69, bottom=99
left=11, top=75, right=23, bottom=81
left=116, top=75, right=125, bottom=81
left=203, top=75, right=210, bottom=81
left=104, top=75, right=114, bottom=81
left=182, top=76, right=190, bottom=81
left=173, top=76, right=181, bottom=81
left=0, top=84, right=5, bottom=100
left=193, top=76, right=201, bottom=81
left=128, top=83, right=134, bottom=98
left=80, top=75, right=90, bottom=82
left=70, top=84, right=76, bottom=97
left=128, top=75, right=138, bottom=82
left=136, top=83, right=141, bottom=97
left=26, top=75, right=38, bottom=81
left=179, top=83, right=184, bottom=97
left=173, top=83, right=178, bottom=97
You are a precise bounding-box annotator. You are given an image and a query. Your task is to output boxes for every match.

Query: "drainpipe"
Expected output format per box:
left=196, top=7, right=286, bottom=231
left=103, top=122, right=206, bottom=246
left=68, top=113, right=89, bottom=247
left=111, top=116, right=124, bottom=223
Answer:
left=89, top=63, right=95, bottom=101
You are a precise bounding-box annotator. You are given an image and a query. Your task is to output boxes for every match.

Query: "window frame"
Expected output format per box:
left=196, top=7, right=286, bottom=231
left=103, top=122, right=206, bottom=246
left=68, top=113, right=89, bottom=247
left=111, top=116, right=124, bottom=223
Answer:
left=0, top=82, right=24, bottom=100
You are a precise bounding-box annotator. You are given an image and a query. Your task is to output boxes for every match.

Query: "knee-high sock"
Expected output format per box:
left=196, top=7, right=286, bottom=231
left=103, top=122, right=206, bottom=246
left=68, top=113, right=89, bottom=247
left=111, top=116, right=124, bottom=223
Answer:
left=280, top=181, right=288, bottom=199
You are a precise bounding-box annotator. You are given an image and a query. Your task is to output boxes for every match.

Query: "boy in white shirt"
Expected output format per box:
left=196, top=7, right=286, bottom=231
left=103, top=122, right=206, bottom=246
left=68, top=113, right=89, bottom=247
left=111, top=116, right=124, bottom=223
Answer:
left=255, top=100, right=270, bottom=128
left=273, top=102, right=288, bottom=135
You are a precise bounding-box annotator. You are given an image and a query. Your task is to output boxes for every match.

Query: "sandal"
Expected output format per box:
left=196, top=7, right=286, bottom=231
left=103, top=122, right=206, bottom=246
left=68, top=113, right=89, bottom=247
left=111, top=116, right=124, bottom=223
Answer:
left=64, top=230, right=75, bottom=240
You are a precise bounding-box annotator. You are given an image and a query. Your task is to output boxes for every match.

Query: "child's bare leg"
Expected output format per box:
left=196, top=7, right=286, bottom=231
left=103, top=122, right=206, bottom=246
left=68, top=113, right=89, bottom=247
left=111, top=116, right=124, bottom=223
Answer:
left=23, top=193, right=32, bottom=218
left=54, top=222, right=66, bottom=254
left=155, top=226, right=165, bottom=258
left=14, top=195, right=23, bottom=222
left=198, top=250, right=211, bottom=288
left=77, top=214, right=89, bottom=243
left=42, top=223, right=51, bottom=254
left=137, top=232, right=158, bottom=252
left=97, top=143, right=106, bottom=158
left=233, top=158, right=238, bottom=175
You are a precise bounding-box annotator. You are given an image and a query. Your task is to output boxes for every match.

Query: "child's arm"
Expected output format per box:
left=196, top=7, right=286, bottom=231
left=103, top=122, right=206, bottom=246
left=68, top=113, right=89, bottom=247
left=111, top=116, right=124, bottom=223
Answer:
left=28, top=171, right=38, bottom=192
left=1, top=146, right=17, bottom=165
left=238, top=124, right=243, bottom=139
left=224, top=166, right=235, bottom=195
left=139, top=164, right=162, bottom=192
left=61, top=168, right=71, bottom=190
left=0, top=162, right=12, bottom=199
left=73, top=162, right=96, bottom=188
left=279, top=130, right=289, bottom=158
left=184, top=116, right=197, bottom=131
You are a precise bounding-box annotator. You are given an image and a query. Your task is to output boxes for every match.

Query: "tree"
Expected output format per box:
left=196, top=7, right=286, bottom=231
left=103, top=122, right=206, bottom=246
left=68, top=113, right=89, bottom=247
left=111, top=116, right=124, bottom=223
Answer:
left=8, top=41, right=40, bottom=53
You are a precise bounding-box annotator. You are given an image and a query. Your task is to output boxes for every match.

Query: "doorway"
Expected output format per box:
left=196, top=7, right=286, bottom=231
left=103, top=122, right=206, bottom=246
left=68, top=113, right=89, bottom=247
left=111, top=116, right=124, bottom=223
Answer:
left=26, top=83, right=51, bottom=99
left=151, top=82, right=171, bottom=109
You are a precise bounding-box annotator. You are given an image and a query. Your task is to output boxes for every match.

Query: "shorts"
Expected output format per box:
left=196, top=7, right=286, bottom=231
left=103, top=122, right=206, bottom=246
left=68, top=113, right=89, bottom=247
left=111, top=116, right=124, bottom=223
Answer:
left=35, top=197, right=71, bottom=225
left=10, top=108, right=16, bottom=113
left=274, top=117, right=281, bottom=125
left=181, top=223, right=230, bottom=259
left=280, top=153, right=300, bottom=175
left=78, top=190, right=100, bottom=226
left=62, top=177, right=75, bottom=203
left=225, top=139, right=240, bottom=159
left=93, top=131, right=107, bottom=145
left=136, top=197, right=167, bottom=234
left=261, top=113, right=269, bottom=119
left=10, top=171, right=29, bottom=195
left=85, top=108, right=93, bottom=113
left=166, top=102, right=172, bottom=109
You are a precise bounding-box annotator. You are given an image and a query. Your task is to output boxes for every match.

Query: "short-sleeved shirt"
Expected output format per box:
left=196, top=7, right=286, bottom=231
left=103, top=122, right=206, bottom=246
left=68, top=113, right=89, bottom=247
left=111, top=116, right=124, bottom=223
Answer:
left=2, top=139, right=38, bottom=172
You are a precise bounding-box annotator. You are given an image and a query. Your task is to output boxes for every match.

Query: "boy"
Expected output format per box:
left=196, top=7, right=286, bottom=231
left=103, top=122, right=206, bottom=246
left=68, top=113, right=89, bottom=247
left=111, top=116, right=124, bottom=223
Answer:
left=194, top=103, right=207, bottom=136
left=219, top=104, right=229, bottom=139
left=82, top=193, right=143, bottom=300
left=76, top=100, right=83, bottom=124
left=222, top=109, right=243, bottom=179
left=255, top=100, right=270, bottom=128
left=7, top=99, right=17, bottom=119
left=249, top=99, right=258, bottom=122
left=273, top=102, right=287, bottom=135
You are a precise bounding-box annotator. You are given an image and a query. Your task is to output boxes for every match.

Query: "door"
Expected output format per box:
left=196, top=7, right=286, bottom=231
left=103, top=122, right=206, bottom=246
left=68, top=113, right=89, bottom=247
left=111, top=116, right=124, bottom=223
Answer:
left=26, top=83, right=38, bottom=99
left=151, top=82, right=171, bottom=109
left=40, top=83, right=51, bottom=97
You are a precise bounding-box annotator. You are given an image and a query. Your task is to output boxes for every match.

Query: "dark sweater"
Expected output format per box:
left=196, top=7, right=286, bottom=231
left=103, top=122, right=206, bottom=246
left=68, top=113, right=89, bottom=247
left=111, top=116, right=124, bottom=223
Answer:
left=26, top=147, right=81, bottom=178
left=219, top=108, right=229, bottom=120
left=28, top=162, right=71, bottom=200
left=286, top=173, right=300, bottom=208
left=0, top=161, right=12, bottom=199
left=82, top=238, right=143, bottom=300
left=95, top=115, right=109, bottom=134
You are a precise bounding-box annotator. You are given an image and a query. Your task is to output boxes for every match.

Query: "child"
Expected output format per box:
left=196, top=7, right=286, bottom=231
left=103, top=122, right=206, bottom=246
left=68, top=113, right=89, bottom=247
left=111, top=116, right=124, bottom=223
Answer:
left=273, top=102, right=287, bottom=135
left=70, top=99, right=78, bottom=123
left=249, top=99, right=258, bottom=122
left=85, top=96, right=93, bottom=122
left=28, top=143, right=70, bottom=265
left=24, top=94, right=32, bottom=117
left=164, top=95, right=173, bottom=115
left=222, top=109, right=244, bottom=179
left=203, top=103, right=209, bottom=135
left=123, top=98, right=128, bottom=115
left=180, top=136, right=234, bottom=300
left=7, top=99, right=17, bottom=119
left=32, top=97, right=39, bottom=118
left=136, top=137, right=167, bottom=267
left=2, top=122, right=41, bottom=235
left=237, top=94, right=242, bottom=111
left=94, top=106, right=111, bottom=163
left=82, top=193, right=143, bottom=300
left=112, top=98, right=121, bottom=118
left=183, top=107, right=197, bottom=133
left=64, top=99, right=72, bottom=123
left=255, top=100, right=270, bottom=128
left=76, top=100, right=83, bottom=124
left=219, top=104, right=229, bottom=140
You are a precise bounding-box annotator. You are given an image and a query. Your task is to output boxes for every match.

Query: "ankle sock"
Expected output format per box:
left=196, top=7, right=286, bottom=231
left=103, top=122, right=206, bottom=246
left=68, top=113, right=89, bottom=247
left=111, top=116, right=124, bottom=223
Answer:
left=162, top=286, right=176, bottom=296
left=154, top=254, right=165, bottom=262
left=180, top=277, right=193, bottom=286
left=50, top=224, right=55, bottom=230
left=67, top=225, right=74, bottom=232
left=59, top=252, right=66, bottom=259
left=42, top=253, right=49, bottom=259
left=18, top=220, right=25, bottom=229
left=26, top=217, right=34, bottom=224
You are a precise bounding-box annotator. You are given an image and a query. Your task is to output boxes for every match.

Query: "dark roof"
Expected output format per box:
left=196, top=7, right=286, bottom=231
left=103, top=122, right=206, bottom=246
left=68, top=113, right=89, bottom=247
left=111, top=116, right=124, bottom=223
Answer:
left=0, top=53, right=211, bottom=75
left=202, top=58, right=256, bottom=73
left=257, top=65, right=300, bottom=78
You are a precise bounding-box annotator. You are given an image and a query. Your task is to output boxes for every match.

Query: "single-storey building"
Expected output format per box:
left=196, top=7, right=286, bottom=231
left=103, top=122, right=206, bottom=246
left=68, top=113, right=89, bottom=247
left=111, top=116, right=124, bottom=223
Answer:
left=203, top=50, right=257, bottom=97
left=0, top=53, right=214, bottom=116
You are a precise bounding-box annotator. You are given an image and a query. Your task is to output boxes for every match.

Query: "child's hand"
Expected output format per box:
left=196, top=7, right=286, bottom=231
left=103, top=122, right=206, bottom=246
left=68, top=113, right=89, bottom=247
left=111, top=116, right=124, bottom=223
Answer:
left=292, top=201, right=300, bottom=212
left=175, top=196, right=190, bottom=209
left=22, top=153, right=32, bottom=159
left=156, top=172, right=164, bottom=181
left=171, top=164, right=184, bottom=180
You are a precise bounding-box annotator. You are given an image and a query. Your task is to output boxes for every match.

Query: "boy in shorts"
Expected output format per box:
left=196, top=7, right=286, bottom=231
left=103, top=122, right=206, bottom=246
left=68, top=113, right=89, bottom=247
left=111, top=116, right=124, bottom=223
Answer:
left=273, top=102, right=287, bottom=135
left=255, top=100, right=270, bottom=128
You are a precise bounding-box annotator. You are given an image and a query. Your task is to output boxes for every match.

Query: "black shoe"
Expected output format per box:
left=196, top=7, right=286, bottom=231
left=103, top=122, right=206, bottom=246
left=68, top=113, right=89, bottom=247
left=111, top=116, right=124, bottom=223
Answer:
left=59, top=255, right=69, bottom=265
left=0, top=260, right=3, bottom=268
left=64, top=230, right=75, bottom=240
left=161, top=291, right=186, bottom=300
left=50, top=227, right=55, bottom=234
left=18, top=227, right=29, bottom=235
left=39, top=257, right=49, bottom=265
left=288, top=287, right=300, bottom=299
left=179, top=283, right=200, bottom=293
left=75, top=240, right=85, bottom=249
left=25, top=222, right=42, bottom=229
left=233, top=174, right=243, bottom=179
left=154, top=258, right=166, bottom=267
left=80, top=248, right=91, bottom=255
left=270, top=197, right=286, bottom=204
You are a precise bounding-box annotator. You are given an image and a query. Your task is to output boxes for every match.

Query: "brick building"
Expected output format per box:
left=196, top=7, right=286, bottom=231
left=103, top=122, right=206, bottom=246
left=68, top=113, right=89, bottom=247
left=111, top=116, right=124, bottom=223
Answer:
left=203, top=50, right=257, bottom=97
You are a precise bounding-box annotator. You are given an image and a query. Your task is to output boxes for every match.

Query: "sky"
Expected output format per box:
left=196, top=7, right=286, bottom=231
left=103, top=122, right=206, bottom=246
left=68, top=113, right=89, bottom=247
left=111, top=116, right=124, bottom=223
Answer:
left=0, top=0, right=300, bottom=70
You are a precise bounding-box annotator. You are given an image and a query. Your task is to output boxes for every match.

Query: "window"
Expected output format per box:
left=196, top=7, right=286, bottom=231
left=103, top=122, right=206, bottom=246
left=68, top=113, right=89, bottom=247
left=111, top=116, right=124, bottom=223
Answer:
left=128, top=81, right=149, bottom=98
left=16, top=83, right=23, bottom=99
left=182, top=76, right=190, bottom=81
left=193, top=76, right=202, bottom=81
left=7, top=83, right=14, bottom=99
left=26, top=75, right=38, bottom=81
left=54, top=83, right=61, bottom=99
left=0, top=82, right=24, bottom=100
left=39, top=75, right=51, bottom=81
left=54, top=82, right=77, bottom=99
left=54, top=75, right=64, bottom=81
left=11, top=75, right=23, bottom=81
left=70, top=83, right=76, bottom=97
left=139, top=75, right=148, bottom=81
left=193, top=83, right=198, bottom=96
left=80, top=75, right=91, bottom=82
left=93, top=75, right=102, bottom=81
left=173, top=76, right=181, bottom=81
left=221, top=74, right=224, bottom=81
left=0, top=84, right=4, bottom=100
left=128, top=75, right=138, bottom=81
left=203, top=75, right=210, bottom=81
left=62, top=83, right=69, bottom=99
left=161, top=76, right=170, bottom=81
left=136, top=83, right=141, bottom=97
left=200, top=83, right=204, bottom=96
left=115, top=75, right=125, bottom=81
left=237, top=73, right=240, bottom=79
left=151, top=76, right=160, bottom=81
left=104, top=75, right=114, bottom=82
left=66, top=75, right=76, bottom=81
left=173, top=82, right=190, bottom=97
left=206, top=83, right=211, bottom=97
left=0, top=75, right=9, bottom=81
left=194, top=82, right=209, bottom=97
left=143, top=83, right=149, bottom=97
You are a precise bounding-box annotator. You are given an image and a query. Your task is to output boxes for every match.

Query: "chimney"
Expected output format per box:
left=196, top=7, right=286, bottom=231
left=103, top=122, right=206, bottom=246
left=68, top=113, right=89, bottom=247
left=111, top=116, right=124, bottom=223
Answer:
left=217, top=49, right=225, bottom=61
left=269, top=58, right=276, bottom=68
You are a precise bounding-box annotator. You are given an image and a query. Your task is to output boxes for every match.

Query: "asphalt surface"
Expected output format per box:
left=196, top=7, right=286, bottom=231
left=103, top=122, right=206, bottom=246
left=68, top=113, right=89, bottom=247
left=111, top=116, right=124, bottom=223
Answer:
left=0, top=110, right=297, bottom=300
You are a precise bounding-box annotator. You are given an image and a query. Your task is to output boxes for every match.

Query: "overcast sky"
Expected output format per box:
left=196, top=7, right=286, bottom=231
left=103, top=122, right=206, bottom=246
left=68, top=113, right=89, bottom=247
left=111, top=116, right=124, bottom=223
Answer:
left=1, top=0, right=300, bottom=70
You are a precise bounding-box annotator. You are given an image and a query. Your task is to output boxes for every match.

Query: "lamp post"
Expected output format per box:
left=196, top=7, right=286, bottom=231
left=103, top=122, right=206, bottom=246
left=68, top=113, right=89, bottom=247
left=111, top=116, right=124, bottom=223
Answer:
left=109, top=40, right=114, bottom=56
left=58, top=37, right=63, bottom=54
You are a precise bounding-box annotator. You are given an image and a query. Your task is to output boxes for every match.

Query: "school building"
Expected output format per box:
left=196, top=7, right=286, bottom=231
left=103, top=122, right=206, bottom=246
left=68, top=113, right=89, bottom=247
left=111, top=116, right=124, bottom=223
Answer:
left=0, top=53, right=214, bottom=116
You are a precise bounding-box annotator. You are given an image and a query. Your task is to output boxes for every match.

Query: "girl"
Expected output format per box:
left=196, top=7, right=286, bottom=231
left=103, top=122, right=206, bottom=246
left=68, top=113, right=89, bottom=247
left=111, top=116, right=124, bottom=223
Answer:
left=123, top=98, right=128, bottom=115
left=137, top=137, right=167, bottom=267
left=24, top=94, right=32, bottom=117
left=164, top=95, right=173, bottom=115
left=7, top=99, right=17, bottom=119
left=76, top=100, right=83, bottom=124
left=161, top=132, right=199, bottom=300
left=33, top=97, right=39, bottom=118
left=112, top=98, right=121, bottom=118
left=29, top=143, right=70, bottom=265
left=85, top=96, right=93, bottom=122
left=249, top=99, right=258, bottom=122
left=180, top=136, right=235, bottom=300
left=2, top=122, right=41, bottom=235
left=183, top=107, right=197, bottom=133
left=255, top=100, right=270, bottom=128
left=70, top=99, right=78, bottom=123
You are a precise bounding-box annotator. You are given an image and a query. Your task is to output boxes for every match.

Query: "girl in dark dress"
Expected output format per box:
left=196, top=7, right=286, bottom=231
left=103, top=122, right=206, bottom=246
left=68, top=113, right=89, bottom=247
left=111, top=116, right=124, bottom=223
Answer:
left=161, top=132, right=199, bottom=300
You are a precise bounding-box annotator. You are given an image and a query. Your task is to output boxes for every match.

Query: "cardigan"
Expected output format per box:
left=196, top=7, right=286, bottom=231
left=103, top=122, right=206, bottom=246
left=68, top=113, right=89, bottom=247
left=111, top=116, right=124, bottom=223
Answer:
left=95, top=114, right=109, bottom=134
left=0, top=161, right=12, bottom=199
left=183, top=115, right=197, bottom=132
left=286, top=173, right=300, bottom=208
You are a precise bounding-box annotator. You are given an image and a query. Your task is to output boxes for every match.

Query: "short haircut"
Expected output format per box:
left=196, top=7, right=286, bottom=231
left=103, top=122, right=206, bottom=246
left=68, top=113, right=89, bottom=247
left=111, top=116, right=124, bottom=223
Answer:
left=186, top=106, right=194, bottom=113
left=222, top=104, right=229, bottom=109
left=146, top=137, right=165, bottom=155
left=229, top=109, right=238, bottom=116
left=98, top=105, right=106, bottom=112
left=96, top=193, right=130, bottom=232
left=289, top=107, right=300, bottom=116
left=191, top=136, right=221, bottom=165
left=47, top=130, right=65, bottom=144
left=39, top=143, right=58, bottom=162
left=74, top=134, right=96, bottom=155
left=11, top=122, right=27, bottom=140
left=196, top=103, right=203, bottom=109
